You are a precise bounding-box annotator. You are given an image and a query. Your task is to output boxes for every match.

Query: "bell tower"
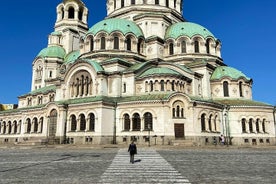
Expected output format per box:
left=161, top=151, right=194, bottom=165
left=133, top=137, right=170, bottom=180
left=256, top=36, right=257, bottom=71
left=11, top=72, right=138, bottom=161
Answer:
left=53, top=0, right=89, bottom=53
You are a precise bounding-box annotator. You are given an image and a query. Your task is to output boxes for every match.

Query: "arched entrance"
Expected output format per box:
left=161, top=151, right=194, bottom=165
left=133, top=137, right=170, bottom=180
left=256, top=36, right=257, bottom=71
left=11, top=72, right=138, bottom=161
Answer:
left=48, top=109, right=58, bottom=143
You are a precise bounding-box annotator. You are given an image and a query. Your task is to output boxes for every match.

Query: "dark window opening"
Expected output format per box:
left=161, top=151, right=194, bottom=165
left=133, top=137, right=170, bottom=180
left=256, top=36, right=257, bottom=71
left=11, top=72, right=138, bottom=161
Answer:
left=68, top=7, right=75, bottom=19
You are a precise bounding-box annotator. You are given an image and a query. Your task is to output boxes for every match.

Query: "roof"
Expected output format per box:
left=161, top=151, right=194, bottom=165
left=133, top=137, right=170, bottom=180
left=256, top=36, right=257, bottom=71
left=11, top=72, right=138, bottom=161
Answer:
left=37, top=46, right=66, bottom=59
left=137, top=67, right=182, bottom=79
left=214, top=98, right=272, bottom=107
left=210, top=66, right=251, bottom=81
left=87, top=18, right=144, bottom=37
left=165, top=22, right=215, bottom=39
left=64, top=50, right=80, bottom=63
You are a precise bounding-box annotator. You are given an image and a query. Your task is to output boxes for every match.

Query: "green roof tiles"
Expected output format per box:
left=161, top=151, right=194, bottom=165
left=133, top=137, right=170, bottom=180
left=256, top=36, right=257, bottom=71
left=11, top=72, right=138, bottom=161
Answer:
left=64, top=50, right=80, bottom=63
left=211, top=66, right=251, bottom=81
left=214, top=98, right=271, bottom=107
left=87, top=18, right=144, bottom=37
left=37, top=46, right=66, bottom=59
left=137, top=67, right=181, bottom=79
left=82, top=59, right=104, bottom=72
left=165, top=22, right=215, bottom=39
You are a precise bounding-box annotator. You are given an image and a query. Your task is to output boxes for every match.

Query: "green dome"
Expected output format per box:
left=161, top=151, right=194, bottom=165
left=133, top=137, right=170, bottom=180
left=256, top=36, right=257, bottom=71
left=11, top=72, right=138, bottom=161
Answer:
left=137, top=67, right=182, bottom=79
left=165, top=22, right=215, bottom=39
left=210, top=66, right=251, bottom=81
left=64, top=50, right=80, bottom=63
left=37, top=46, right=66, bottom=59
left=87, top=18, right=144, bottom=37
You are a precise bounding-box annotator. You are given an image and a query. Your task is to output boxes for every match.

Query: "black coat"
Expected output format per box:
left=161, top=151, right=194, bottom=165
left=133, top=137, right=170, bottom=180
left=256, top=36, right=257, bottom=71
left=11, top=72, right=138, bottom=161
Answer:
left=128, top=143, right=137, bottom=155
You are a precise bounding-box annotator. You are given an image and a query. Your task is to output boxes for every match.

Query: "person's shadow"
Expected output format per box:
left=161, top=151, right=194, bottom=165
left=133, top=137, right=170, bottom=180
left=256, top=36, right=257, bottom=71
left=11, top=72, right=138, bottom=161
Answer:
left=134, top=159, right=142, bottom=163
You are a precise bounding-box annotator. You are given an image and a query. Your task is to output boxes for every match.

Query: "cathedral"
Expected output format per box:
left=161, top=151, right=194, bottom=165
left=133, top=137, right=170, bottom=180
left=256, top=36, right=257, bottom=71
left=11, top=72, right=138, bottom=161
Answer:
left=0, top=0, right=275, bottom=146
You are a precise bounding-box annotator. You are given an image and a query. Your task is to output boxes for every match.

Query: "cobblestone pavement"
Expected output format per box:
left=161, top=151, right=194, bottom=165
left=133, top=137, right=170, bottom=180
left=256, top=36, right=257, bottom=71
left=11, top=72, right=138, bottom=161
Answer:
left=0, top=146, right=276, bottom=184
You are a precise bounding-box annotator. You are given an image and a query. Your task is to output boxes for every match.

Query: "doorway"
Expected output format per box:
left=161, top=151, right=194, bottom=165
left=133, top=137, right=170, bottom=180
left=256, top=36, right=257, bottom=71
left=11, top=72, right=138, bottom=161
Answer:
left=174, top=123, right=184, bottom=139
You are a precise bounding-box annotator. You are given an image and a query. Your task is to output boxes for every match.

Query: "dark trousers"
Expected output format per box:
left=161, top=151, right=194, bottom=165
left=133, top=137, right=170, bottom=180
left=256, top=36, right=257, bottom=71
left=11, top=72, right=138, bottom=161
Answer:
left=130, top=154, right=135, bottom=163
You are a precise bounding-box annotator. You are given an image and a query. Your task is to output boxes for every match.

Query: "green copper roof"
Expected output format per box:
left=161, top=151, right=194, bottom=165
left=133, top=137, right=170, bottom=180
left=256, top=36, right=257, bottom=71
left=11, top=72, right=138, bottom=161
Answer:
left=214, top=98, right=271, bottom=107
left=82, top=59, right=104, bottom=72
left=210, top=66, right=251, bottom=81
left=87, top=18, right=144, bottom=37
left=37, top=46, right=66, bottom=59
left=26, top=85, right=56, bottom=96
left=165, top=22, right=215, bottom=39
left=137, top=67, right=182, bottom=79
left=51, top=31, right=62, bottom=36
left=64, top=50, right=80, bottom=63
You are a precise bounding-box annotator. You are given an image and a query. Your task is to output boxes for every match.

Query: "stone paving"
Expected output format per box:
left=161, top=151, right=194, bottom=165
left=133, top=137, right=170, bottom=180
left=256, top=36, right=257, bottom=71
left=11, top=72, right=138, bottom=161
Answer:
left=0, top=145, right=275, bottom=184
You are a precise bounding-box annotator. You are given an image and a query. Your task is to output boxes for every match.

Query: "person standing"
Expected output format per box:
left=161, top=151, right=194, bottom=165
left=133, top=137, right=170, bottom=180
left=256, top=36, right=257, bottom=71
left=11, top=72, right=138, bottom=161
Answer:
left=128, top=141, right=137, bottom=164
left=220, top=135, right=225, bottom=145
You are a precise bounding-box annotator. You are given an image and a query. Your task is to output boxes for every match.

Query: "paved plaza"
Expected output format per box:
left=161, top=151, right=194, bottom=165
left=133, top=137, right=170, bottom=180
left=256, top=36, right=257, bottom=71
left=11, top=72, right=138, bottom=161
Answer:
left=0, top=145, right=276, bottom=184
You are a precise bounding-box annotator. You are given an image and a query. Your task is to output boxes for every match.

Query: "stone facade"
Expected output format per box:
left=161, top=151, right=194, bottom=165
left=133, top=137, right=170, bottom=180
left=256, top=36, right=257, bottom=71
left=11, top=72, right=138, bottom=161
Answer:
left=0, top=0, right=275, bottom=146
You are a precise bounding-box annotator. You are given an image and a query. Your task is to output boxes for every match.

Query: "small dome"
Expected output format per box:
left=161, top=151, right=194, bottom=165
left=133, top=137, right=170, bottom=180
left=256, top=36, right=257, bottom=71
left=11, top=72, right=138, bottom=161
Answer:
left=37, top=46, right=66, bottom=59
left=211, top=66, right=251, bottom=81
left=87, top=18, right=144, bottom=37
left=165, top=22, right=215, bottom=39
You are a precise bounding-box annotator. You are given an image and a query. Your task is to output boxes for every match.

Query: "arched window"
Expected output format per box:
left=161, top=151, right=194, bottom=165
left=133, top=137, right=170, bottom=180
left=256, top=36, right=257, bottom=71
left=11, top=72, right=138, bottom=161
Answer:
left=201, top=114, right=206, bottom=131
left=144, top=112, right=153, bottom=130
left=174, top=0, right=177, bottom=8
left=194, top=40, right=199, bottom=53
left=181, top=40, right=186, bottom=53
left=80, top=114, right=86, bottom=131
left=241, top=118, right=246, bottom=133
left=71, top=115, right=77, bottom=131
left=89, top=113, right=95, bottom=131
left=256, top=119, right=260, bottom=133
left=262, top=119, right=266, bottom=133
left=121, top=0, right=125, bottom=7
left=206, top=39, right=210, bottom=54
left=132, top=113, right=141, bottom=131
left=176, top=106, right=180, bottom=117
left=126, top=37, right=131, bottom=51
left=172, top=81, right=175, bottom=91
left=3, top=122, right=6, bottom=134
left=33, top=118, right=38, bottom=133
left=138, top=39, right=144, bottom=54
left=124, top=114, right=130, bottom=131
left=90, top=37, right=94, bottom=51
left=8, top=121, right=11, bottom=134
left=114, top=0, right=116, bottom=9
left=169, top=43, right=174, bottom=55
left=122, top=83, right=126, bottom=93
left=155, top=0, right=159, bottom=5
left=160, top=80, right=165, bottom=91
left=39, top=117, right=44, bottom=133
left=208, top=115, right=212, bottom=131
left=214, top=115, right=218, bottom=131
left=239, top=82, right=243, bottom=97
left=131, top=0, right=136, bottom=5
left=101, top=37, right=106, bottom=50
left=223, top=81, right=229, bottom=97
left=68, top=7, right=75, bottom=19
left=114, top=36, right=119, bottom=49
left=249, top=118, right=253, bottom=133
left=166, top=0, right=169, bottom=7
left=78, top=8, right=83, bottom=21
left=13, top=121, right=17, bottom=134
left=26, top=119, right=31, bottom=133
left=150, top=81, right=154, bottom=92
left=61, top=8, right=65, bottom=19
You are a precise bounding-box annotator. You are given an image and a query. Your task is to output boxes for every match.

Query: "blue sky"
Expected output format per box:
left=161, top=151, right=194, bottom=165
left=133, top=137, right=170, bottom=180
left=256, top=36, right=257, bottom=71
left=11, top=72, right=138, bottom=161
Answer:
left=0, top=0, right=275, bottom=105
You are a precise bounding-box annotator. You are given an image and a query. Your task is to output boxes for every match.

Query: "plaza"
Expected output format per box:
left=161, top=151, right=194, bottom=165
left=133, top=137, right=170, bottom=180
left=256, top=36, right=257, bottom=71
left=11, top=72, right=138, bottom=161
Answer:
left=0, top=145, right=275, bottom=184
